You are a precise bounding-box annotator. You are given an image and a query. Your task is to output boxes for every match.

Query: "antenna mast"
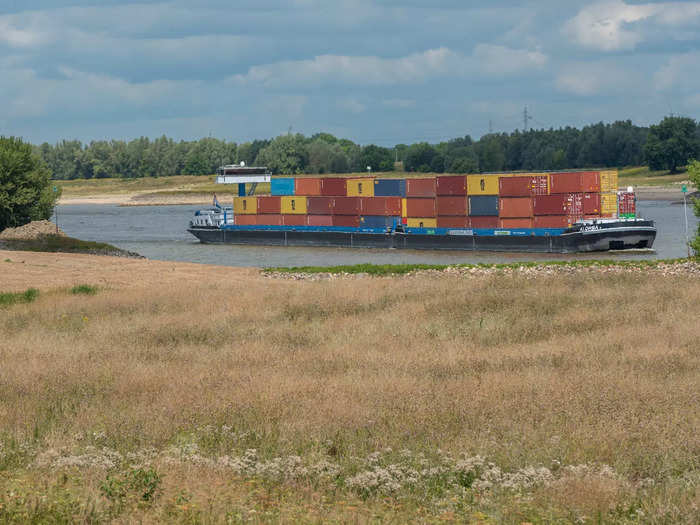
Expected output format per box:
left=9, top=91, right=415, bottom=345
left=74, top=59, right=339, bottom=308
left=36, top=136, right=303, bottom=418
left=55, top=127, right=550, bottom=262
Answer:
left=523, top=106, right=533, bottom=132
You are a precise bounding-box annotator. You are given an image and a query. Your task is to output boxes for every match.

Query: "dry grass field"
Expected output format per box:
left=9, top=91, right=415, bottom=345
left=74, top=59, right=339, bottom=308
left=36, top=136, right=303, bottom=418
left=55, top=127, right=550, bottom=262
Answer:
left=0, top=251, right=698, bottom=523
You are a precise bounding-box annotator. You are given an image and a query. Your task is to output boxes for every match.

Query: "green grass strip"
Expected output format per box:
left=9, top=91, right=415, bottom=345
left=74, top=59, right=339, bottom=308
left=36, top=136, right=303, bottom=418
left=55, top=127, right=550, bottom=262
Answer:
left=71, top=284, right=99, bottom=295
left=0, top=288, right=39, bottom=306
left=264, top=257, right=699, bottom=276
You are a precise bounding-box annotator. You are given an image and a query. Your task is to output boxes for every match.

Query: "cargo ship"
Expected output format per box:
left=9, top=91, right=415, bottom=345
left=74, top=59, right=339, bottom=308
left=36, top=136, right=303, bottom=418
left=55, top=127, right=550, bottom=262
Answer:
left=188, top=170, right=657, bottom=253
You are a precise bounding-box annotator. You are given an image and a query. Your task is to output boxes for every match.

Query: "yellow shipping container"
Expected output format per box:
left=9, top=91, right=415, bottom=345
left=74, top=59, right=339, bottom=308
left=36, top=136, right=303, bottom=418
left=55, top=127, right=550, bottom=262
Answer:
left=467, top=175, right=499, bottom=195
left=280, top=196, right=308, bottom=214
left=233, top=196, right=257, bottom=215
left=406, top=218, right=437, bottom=228
left=600, top=170, right=619, bottom=193
left=401, top=198, right=407, bottom=218
left=346, top=178, right=375, bottom=196
left=601, top=192, right=618, bottom=216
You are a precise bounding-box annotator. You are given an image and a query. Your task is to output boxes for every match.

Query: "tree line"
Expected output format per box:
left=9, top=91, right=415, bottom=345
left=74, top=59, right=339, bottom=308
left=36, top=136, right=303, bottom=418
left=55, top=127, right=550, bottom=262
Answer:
left=35, top=117, right=700, bottom=180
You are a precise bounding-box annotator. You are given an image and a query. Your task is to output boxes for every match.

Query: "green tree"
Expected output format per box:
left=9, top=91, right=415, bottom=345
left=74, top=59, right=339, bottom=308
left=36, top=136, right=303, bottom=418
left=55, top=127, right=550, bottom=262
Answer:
left=255, top=134, right=308, bottom=174
left=688, top=159, right=700, bottom=255
left=0, top=136, right=60, bottom=230
left=644, top=116, right=698, bottom=173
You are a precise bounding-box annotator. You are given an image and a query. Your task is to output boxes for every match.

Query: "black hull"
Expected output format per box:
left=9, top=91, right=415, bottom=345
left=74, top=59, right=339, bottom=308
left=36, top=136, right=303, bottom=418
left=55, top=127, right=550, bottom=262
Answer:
left=187, top=226, right=656, bottom=253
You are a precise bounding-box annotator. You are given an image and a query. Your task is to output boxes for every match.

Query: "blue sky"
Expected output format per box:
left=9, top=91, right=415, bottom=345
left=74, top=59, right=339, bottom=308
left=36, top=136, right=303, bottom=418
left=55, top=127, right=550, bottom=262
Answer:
left=1, top=0, right=699, bottom=145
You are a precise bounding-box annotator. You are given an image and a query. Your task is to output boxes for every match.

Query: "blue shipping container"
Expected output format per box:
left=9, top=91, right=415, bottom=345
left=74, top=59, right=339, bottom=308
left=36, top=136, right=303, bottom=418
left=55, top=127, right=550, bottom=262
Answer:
left=360, top=215, right=400, bottom=229
left=270, top=178, right=295, bottom=196
left=374, top=179, right=406, bottom=197
left=468, top=196, right=499, bottom=216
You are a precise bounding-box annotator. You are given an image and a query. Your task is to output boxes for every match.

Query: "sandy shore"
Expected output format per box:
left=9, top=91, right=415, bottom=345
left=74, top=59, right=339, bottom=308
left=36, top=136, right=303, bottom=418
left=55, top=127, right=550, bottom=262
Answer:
left=0, top=250, right=258, bottom=292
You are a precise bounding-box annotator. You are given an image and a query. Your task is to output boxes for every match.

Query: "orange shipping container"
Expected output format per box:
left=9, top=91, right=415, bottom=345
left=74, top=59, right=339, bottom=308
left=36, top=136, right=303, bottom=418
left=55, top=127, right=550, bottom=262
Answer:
left=295, top=178, right=322, bottom=196
left=437, top=216, right=470, bottom=228
left=307, top=215, right=333, bottom=226
left=361, top=196, right=402, bottom=216
left=534, top=215, right=569, bottom=228
left=257, top=214, right=283, bottom=226
left=499, top=218, right=533, bottom=228
left=499, top=197, right=533, bottom=218
left=583, top=193, right=601, bottom=215
left=257, top=196, right=281, bottom=214
left=234, top=215, right=257, bottom=225
left=406, top=178, right=437, bottom=197
left=282, top=214, right=306, bottom=226
left=436, top=196, right=467, bottom=216
left=405, top=198, right=436, bottom=217
left=470, top=216, right=499, bottom=228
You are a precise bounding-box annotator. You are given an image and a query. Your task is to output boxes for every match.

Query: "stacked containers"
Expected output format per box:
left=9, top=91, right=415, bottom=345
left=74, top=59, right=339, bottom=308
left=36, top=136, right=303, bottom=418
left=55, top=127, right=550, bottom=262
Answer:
left=405, top=178, right=436, bottom=227
left=536, top=171, right=603, bottom=227
left=467, top=175, right=499, bottom=228
left=436, top=176, right=468, bottom=228
left=618, top=192, right=636, bottom=218
left=281, top=196, right=307, bottom=226
left=600, top=170, right=619, bottom=217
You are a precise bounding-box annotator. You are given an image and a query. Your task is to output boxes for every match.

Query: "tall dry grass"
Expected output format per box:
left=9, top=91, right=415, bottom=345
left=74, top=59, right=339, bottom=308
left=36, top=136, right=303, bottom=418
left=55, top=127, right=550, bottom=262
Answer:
left=0, top=267, right=698, bottom=522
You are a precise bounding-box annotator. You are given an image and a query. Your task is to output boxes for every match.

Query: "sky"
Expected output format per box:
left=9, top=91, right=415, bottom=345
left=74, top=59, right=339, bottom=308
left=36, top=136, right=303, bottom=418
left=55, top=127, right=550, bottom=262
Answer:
left=1, top=0, right=699, bottom=146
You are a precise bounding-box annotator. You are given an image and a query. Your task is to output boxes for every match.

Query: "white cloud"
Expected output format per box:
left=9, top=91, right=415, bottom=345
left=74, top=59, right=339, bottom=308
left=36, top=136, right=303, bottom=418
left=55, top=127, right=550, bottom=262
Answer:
left=555, top=62, right=640, bottom=96
left=564, top=1, right=700, bottom=51
left=654, top=52, right=700, bottom=92
left=473, top=44, right=547, bottom=74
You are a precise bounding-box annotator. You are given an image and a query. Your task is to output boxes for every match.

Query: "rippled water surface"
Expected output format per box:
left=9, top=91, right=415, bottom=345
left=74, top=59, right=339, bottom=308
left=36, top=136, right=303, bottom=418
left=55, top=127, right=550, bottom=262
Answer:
left=54, top=200, right=697, bottom=268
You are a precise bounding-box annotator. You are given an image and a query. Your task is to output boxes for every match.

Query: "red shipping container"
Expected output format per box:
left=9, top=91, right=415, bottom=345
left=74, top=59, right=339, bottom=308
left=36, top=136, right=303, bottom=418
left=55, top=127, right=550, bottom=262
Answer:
left=436, top=175, right=466, bottom=196
left=295, top=178, right=322, bottom=196
left=234, top=215, right=257, bottom=225
left=306, top=196, right=334, bottom=215
left=470, top=216, right=499, bottom=228
left=499, top=197, right=533, bottom=218
left=307, top=215, right=333, bottom=226
left=582, top=193, right=601, bottom=215
left=256, top=214, right=283, bottom=226
left=534, top=215, right=569, bottom=228
left=533, top=195, right=568, bottom=215
left=436, top=196, right=467, bottom=216
left=499, top=218, right=533, bottom=228
left=550, top=172, right=600, bottom=194
left=499, top=175, right=549, bottom=196
left=333, top=215, right=360, bottom=227
left=361, top=196, right=401, bottom=216
left=565, top=193, right=583, bottom=216
left=405, top=198, right=436, bottom=217
left=333, top=196, right=362, bottom=215
left=406, top=178, right=437, bottom=197
left=320, top=177, right=347, bottom=196
left=282, top=214, right=306, bottom=226
left=257, top=196, right=281, bottom=214
left=437, top=216, right=470, bottom=228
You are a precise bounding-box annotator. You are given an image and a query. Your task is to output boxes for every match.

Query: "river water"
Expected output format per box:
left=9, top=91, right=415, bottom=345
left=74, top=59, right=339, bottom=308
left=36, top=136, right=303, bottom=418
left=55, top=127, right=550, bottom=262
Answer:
left=54, top=200, right=697, bottom=268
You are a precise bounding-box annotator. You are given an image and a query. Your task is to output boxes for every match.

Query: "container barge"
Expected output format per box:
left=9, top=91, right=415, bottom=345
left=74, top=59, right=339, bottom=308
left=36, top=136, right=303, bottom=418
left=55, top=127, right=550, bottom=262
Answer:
left=188, top=170, right=656, bottom=253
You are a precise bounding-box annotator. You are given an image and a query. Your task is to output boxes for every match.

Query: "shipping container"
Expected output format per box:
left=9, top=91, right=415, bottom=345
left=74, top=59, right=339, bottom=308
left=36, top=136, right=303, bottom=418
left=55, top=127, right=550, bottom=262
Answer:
left=534, top=215, right=569, bottom=228
left=437, top=216, right=470, bottom=228
left=499, top=197, right=533, bottom=218
left=361, top=196, right=402, bottom=216
left=405, top=197, right=436, bottom=217
left=233, top=196, right=257, bottom=215
left=320, top=177, right=347, bottom=196
left=257, top=196, right=281, bottom=214
left=282, top=214, right=306, bottom=226
left=270, top=177, right=295, bottom=196
left=436, top=175, right=467, bottom=196
left=307, top=215, right=333, bottom=227
left=233, top=214, right=257, bottom=225
left=565, top=193, right=583, bottom=216
left=280, top=196, right=307, bottom=214
left=306, top=196, right=334, bottom=215
left=582, top=193, right=601, bottom=215
left=406, top=218, right=437, bottom=228
left=468, top=195, right=499, bottom=216
left=360, top=215, right=398, bottom=229
left=374, top=179, right=406, bottom=196
left=256, top=214, right=283, bottom=226
left=333, top=196, right=362, bottom=215
left=467, top=175, right=499, bottom=195
left=333, top=215, right=360, bottom=227
left=549, top=172, right=600, bottom=194
left=347, top=178, right=375, bottom=196
left=295, top=177, right=322, bottom=196
left=406, top=178, right=437, bottom=197
left=499, top=218, right=533, bottom=228
left=601, top=192, right=617, bottom=217
left=401, top=198, right=407, bottom=218
left=470, top=216, right=499, bottom=228
left=533, top=195, right=568, bottom=216
left=499, top=175, right=549, bottom=196
left=618, top=192, right=636, bottom=217
left=436, top=196, right=467, bottom=216
left=600, top=170, right=619, bottom=193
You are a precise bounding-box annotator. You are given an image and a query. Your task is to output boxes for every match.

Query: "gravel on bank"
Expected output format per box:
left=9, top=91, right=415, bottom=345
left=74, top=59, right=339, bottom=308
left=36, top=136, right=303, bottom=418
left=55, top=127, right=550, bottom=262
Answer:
left=0, top=220, right=64, bottom=240
left=264, top=260, right=700, bottom=281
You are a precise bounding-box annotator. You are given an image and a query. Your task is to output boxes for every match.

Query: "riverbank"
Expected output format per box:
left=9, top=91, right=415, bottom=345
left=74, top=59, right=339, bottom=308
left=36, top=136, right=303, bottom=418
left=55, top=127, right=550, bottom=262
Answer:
left=0, top=251, right=698, bottom=522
